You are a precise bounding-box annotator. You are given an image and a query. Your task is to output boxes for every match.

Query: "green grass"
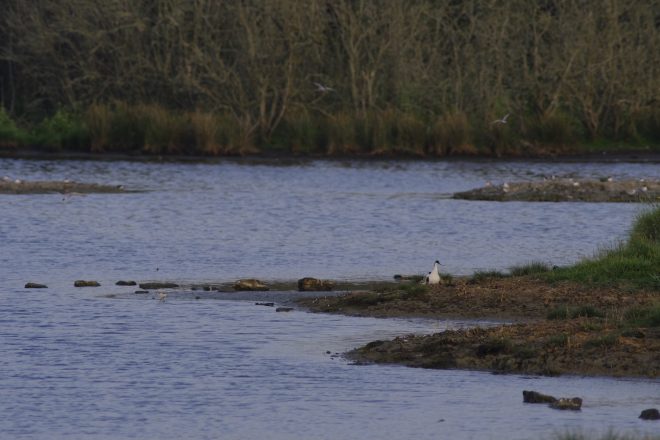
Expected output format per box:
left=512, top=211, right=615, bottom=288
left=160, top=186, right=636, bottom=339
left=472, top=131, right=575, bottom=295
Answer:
left=469, top=270, right=508, bottom=284
left=2, top=102, right=659, bottom=156
left=547, top=305, right=605, bottom=320
left=544, top=206, right=660, bottom=290
left=623, top=303, right=660, bottom=327
left=509, top=261, right=552, bottom=277
left=0, top=107, right=27, bottom=147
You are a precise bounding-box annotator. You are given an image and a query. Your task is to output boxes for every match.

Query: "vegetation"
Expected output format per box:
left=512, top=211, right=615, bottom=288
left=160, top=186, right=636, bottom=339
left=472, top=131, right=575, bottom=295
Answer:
left=546, top=206, right=660, bottom=289
left=509, top=261, right=552, bottom=277
left=553, top=431, right=660, bottom=440
left=547, top=305, right=605, bottom=320
left=0, top=1, right=658, bottom=156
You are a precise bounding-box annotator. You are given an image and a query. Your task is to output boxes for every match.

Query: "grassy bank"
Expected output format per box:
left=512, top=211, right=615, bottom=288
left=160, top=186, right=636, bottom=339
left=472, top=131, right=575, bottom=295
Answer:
left=1, top=104, right=659, bottom=158
left=298, top=207, right=660, bottom=378
left=545, top=206, right=660, bottom=290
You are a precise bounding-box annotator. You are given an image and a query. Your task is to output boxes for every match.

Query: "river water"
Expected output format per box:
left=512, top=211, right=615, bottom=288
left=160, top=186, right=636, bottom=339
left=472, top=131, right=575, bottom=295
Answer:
left=0, top=157, right=658, bottom=439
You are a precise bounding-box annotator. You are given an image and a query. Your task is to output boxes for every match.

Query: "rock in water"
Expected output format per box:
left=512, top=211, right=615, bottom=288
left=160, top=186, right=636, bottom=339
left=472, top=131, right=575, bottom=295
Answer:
left=549, top=397, right=582, bottom=411
left=297, top=277, right=335, bottom=291
left=276, top=307, right=294, bottom=312
left=24, top=282, right=48, bottom=289
left=115, top=280, right=137, bottom=286
left=639, top=408, right=660, bottom=420
left=138, top=282, right=179, bottom=290
left=74, top=280, right=100, bottom=287
left=233, top=279, right=269, bottom=291
left=522, top=390, right=557, bottom=404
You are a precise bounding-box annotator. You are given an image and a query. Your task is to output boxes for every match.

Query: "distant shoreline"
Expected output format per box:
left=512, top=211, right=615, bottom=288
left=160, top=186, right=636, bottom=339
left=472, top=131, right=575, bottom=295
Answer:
left=1, top=148, right=660, bottom=164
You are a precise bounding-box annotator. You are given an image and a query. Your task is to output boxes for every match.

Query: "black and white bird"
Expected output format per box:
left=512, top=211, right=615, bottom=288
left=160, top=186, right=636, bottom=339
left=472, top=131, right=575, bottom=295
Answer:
left=423, top=260, right=441, bottom=285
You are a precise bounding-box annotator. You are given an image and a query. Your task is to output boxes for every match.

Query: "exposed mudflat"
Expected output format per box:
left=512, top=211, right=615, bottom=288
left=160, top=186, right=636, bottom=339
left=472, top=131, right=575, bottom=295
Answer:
left=0, top=179, right=132, bottom=194
left=453, top=178, right=660, bottom=202
left=297, top=277, right=660, bottom=377
left=346, top=318, right=660, bottom=378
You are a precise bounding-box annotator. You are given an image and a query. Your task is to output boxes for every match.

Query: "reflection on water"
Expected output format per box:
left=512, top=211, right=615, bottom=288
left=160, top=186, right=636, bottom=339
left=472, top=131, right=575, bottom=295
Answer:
left=0, top=158, right=658, bottom=439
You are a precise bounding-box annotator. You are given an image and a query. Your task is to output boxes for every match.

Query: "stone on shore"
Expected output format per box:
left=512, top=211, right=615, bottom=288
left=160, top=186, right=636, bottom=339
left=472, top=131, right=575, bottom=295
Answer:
left=298, top=277, right=335, bottom=291
left=115, top=280, right=137, bottom=286
left=549, top=397, right=583, bottom=411
left=522, top=390, right=557, bottom=404
left=233, top=279, right=269, bottom=291
left=639, top=408, right=660, bottom=420
left=25, top=282, right=48, bottom=289
left=74, top=280, right=100, bottom=287
left=138, top=282, right=179, bottom=290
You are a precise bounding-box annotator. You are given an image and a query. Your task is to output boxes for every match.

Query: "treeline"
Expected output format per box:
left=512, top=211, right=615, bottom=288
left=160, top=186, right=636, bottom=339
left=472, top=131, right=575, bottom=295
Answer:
left=0, top=0, right=659, bottom=156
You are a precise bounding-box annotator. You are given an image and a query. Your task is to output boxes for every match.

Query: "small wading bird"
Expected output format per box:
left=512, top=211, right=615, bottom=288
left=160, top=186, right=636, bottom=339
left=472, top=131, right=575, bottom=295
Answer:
left=422, top=260, right=442, bottom=285
left=158, top=291, right=168, bottom=302
left=314, top=82, right=335, bottom=93
left=491, top=113, right=510, bottom=125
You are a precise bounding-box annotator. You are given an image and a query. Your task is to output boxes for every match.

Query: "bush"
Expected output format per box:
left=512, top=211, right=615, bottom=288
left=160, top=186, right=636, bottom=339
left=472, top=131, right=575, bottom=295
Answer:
left=0, top=107, right=25, bottom=147
left=33, top=110, right=88, bottom=151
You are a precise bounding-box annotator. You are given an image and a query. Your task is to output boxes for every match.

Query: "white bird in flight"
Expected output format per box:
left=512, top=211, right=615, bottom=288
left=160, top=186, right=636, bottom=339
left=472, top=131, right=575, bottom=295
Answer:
left=491, top=113, right=510, bottom=125
left=314, top=82, right=335, bottom=93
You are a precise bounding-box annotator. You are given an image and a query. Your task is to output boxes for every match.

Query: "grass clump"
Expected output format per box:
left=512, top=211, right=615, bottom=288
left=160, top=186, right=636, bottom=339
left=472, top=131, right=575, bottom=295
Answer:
left=547, top=305, right=605, bottom=320
left=469, top=270, right=508, bottom=284
left=623, top=303, right=660, bottom=328
left=583, top=333, right=619, bottom=349
left=545, top=333, right=569, bottom=348
left=509, top=261, right=551, bottom=277
left=545, top=206, right=660, bottom=290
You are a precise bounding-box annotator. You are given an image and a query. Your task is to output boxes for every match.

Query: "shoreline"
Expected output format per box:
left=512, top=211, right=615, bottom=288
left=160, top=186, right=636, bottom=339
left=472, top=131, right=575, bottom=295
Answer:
left=296, top=276, right=660, bottom=378
left=1, top=148, right=660, bottom=164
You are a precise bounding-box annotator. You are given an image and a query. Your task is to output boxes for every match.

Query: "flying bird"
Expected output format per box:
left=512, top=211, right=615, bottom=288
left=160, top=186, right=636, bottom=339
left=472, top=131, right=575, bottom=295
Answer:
left=314, top=82, right=335, bottom=93
left=491, top=113, right=510, bottom=125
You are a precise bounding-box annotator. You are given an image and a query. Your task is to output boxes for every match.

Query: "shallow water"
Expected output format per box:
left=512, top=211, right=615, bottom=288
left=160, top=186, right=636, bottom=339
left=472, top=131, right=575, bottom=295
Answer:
left=1, top=158, right=658, bottom=439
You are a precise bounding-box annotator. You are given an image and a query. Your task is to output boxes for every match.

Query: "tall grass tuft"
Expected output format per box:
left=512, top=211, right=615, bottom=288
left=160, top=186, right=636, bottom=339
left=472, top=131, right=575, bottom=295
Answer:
left=326, top=112, right=359, bottom=155
left=523, top=110, right=582, bottom=147
left=624, top=303, right=660, bottom=327
left=141, top=104, right=192, bottom=154
left=86, top=103, right=112, bottom=152
left=509, top=261, right=551, bottom=277
left=429, top=111, right=474, bottom=156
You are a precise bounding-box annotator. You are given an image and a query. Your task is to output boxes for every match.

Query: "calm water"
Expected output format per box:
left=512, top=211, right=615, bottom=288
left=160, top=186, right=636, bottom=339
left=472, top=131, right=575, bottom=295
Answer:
left=1, top=157, right=658, bottom=439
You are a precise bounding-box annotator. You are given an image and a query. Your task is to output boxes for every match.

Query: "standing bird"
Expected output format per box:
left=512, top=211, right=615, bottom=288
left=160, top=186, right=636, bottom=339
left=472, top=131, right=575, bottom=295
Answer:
left=426, top=260, right=441, bottom=285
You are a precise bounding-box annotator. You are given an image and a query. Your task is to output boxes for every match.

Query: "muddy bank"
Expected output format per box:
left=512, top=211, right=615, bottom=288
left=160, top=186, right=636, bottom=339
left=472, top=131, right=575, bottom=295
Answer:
left=296, top=277, right=660, bottom=377
left=452, top=178, right=660, bottom=202
left=0, top=179, right=132, bottom=194
left=346, top=319, right=660, bottom=378
left=296, top=277, right=657, bottom=320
